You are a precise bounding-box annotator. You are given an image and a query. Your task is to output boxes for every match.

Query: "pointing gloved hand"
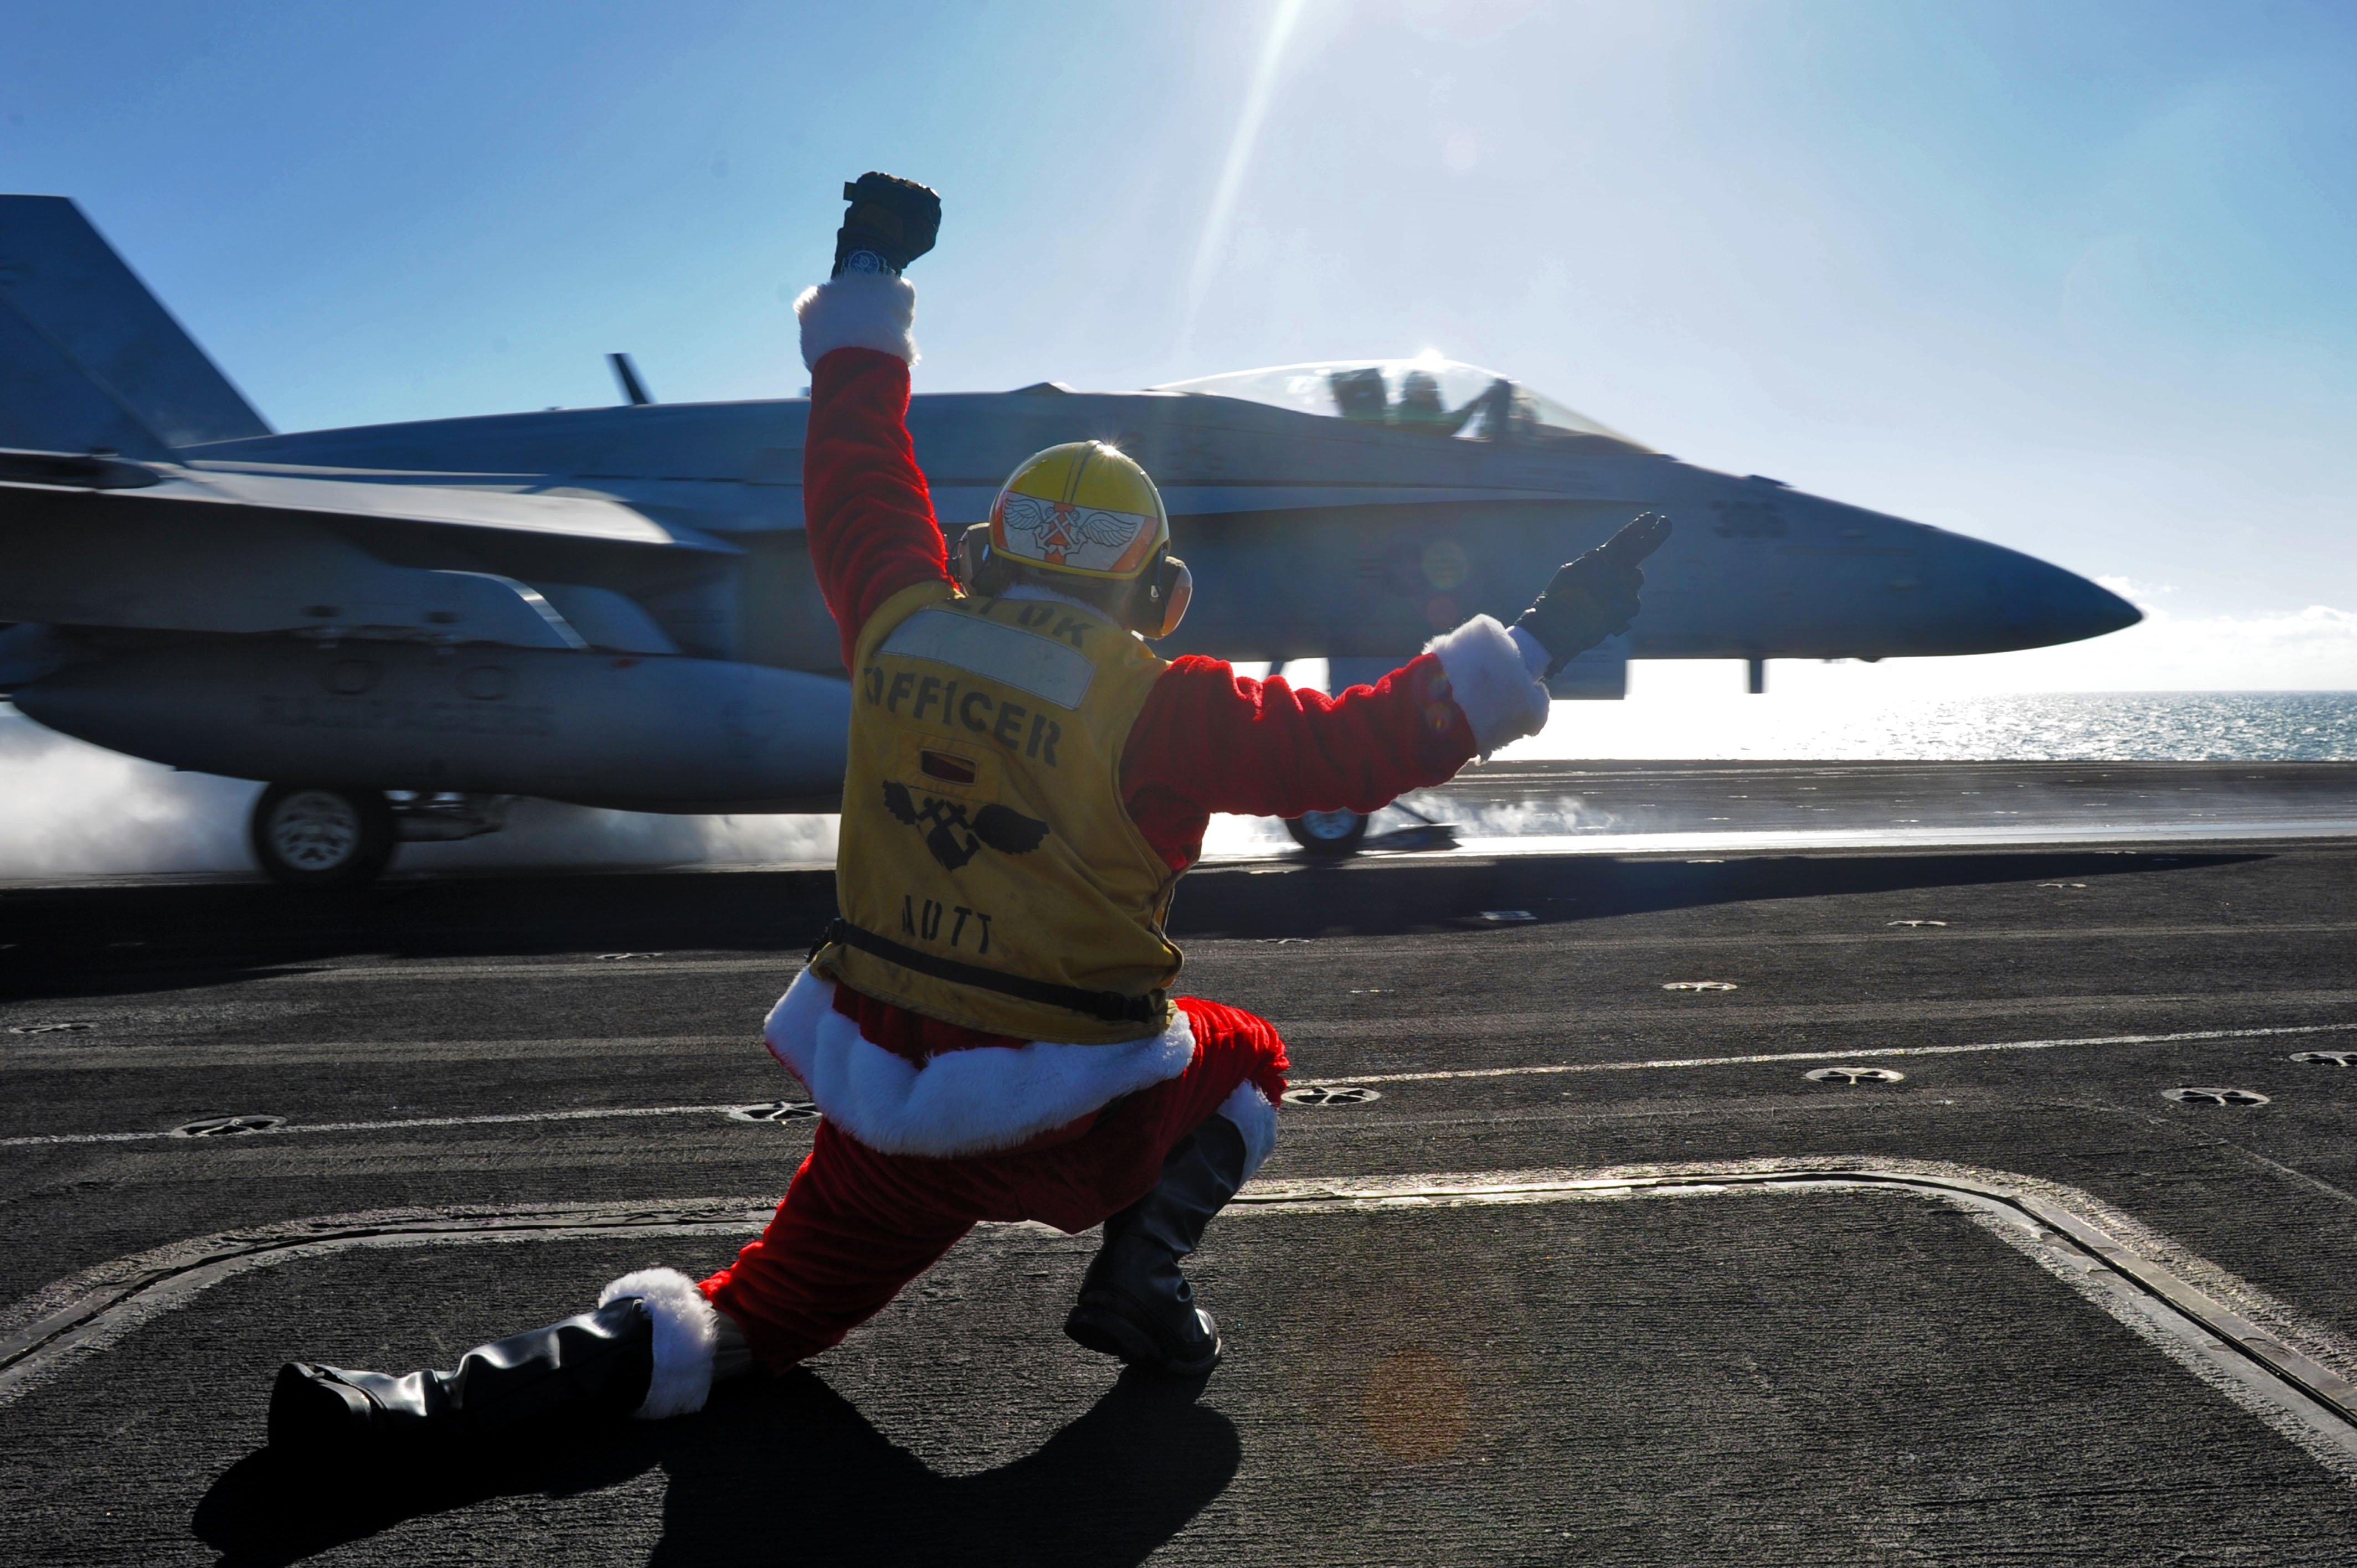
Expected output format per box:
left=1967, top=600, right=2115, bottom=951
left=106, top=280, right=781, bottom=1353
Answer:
left=1514, top=513, right=1672, bottom=677
left=832, top=172, right=943, bottom=277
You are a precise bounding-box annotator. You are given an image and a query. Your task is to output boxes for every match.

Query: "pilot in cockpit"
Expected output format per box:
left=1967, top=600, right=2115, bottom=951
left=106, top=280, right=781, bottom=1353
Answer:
left=1392, top=369, right=1481, bottom=436
left=1328, top=365, right=1496, bottom=438
left=1326, top=365, right=1391, bottom=423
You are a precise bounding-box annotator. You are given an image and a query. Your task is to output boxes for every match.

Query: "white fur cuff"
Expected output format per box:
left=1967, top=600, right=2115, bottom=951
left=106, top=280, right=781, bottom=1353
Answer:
left=1427, top=613, right=1551, bottom=756
left=1215, top=1079, right=1279, bottom=1184
left=601, top=1267, right=718, bottom=1420
left=765, top=970, right=1197, bottom=1157
left=796, top=272, right=918, bottom=369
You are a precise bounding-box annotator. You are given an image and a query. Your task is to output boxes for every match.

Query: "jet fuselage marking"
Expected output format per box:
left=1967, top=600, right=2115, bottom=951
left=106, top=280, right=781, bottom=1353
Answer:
left=258, top=694, right=556, bottom=736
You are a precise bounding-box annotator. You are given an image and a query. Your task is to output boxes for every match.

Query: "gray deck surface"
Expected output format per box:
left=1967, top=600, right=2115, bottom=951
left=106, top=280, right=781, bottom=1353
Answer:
left=6, top=760, right=2357, bottom=1563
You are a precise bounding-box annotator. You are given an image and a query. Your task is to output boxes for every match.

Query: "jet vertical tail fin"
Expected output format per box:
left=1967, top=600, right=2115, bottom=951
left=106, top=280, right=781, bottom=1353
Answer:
left=0, top=196, right=270, bottom=458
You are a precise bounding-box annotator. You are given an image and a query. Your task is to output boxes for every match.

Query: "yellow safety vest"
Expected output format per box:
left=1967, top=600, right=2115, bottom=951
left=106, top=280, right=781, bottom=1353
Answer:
left=811, top=581, right=1181, bottom=1043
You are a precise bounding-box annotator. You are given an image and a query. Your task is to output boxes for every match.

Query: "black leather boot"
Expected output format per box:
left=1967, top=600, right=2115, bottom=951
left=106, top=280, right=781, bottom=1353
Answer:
left=269, top=1295, right=655, bottom=1453
left=1065, top=1114, right=1249, bottom=1376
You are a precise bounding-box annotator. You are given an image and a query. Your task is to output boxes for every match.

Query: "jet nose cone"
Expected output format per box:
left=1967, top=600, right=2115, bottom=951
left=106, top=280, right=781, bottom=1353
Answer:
left=1947, top=533, right=2143, bottom=654
left=2047, top=569, right=2143, bottom=643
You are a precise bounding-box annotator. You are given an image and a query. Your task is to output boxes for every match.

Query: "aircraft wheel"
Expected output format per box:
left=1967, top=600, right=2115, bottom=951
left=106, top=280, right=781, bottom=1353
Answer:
left=249, top=784, right=397, bottom=888
left=1285, top=808, right=1370, bottom=859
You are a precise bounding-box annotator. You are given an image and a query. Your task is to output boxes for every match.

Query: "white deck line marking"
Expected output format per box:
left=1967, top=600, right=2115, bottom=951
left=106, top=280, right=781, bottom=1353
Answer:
left=4, top=1163, right=2354, bottom=1479
left=10, top=1021, right=2354, bottom=1149
left=0, top=1103, right=753, bottom=1149
left=1316, top=1021, right=2357, bottom=1086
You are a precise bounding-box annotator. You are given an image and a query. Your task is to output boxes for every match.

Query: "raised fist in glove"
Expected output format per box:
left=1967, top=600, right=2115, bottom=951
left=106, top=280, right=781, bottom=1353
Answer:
left=1514, top=513, right=1672, bottom=676
left=833, top=172, right=942, bottom=276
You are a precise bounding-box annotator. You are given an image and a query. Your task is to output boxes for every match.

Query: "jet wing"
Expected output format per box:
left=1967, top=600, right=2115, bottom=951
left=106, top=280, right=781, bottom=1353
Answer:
left=0, top=451, right=731, bottom=648
left=176, top=462, right=717, bottom=546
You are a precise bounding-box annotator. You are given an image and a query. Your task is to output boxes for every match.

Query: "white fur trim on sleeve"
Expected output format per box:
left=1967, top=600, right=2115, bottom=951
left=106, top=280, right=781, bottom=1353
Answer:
left=763, top=969, right=1198, bottom=1158
left=1427, top=613, right=1551, bottom=756
left=600, top=1267, right=718, bottom=1420
left=795, top=272, right=918, bottom=369
left=1214, top=1079, right=1279, bottom=1184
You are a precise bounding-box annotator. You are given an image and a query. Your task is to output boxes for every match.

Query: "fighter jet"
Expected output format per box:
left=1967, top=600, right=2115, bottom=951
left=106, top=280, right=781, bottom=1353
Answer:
left=0, top=197, right=2139, bottom=884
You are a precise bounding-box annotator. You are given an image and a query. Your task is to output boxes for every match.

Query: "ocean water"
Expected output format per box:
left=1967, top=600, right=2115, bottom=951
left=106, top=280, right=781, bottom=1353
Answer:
left=1206, top=689, right=2357, bottom=857
left=1497, top=691, right=2357, bottom=765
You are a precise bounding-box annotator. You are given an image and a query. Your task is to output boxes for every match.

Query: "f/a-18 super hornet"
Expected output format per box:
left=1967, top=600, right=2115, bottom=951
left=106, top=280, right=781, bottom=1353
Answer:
left=0, top=196, right=2139, bottom=884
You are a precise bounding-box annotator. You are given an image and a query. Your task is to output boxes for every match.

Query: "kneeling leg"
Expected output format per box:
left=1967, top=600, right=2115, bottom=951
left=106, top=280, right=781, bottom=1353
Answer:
left=269, top=1267, right=720, bottom=1453
left=1066, top=1081, right=1275, bottom=1376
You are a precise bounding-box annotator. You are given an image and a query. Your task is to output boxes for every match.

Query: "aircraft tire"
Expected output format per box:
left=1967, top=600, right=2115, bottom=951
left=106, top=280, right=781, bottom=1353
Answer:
left=250, top=784, right=397, bottom=888
left=1285, top=808, right=1370, bottom=859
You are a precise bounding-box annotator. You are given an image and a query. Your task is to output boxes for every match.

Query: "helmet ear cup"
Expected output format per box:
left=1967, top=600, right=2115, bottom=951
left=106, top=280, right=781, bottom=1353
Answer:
left=1144, top=555, right=1192, bottom=639
left=953, top=523, right=989, bottom=590
left=954, top=524, right=1013, bottom=595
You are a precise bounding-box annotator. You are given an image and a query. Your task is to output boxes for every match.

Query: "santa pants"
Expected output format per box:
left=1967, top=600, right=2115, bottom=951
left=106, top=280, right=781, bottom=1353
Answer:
left=700, top=997, right=1289, bottom=1374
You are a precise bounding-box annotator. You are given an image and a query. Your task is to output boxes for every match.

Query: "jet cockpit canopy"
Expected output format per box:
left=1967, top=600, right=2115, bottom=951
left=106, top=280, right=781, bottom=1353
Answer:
left=1153, top=358, right=1649, bottom=452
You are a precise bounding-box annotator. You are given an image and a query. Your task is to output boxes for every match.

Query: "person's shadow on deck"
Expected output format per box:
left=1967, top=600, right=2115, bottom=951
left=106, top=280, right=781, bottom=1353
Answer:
left=192, top=1365, right=1238, bottom=1567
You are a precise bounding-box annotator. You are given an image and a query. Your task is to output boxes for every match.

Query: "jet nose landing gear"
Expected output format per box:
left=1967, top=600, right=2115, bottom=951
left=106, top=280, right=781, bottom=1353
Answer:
left=1283, top=800, right=1458, bottom=860
left=249, top=784, right=397, bottom=887
left=1284, top=808, right=1370, bottom=859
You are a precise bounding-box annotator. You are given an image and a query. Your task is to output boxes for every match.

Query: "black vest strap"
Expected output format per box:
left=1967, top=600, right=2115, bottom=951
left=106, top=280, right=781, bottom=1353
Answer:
left=816, top=917, right=1160, bottom=1027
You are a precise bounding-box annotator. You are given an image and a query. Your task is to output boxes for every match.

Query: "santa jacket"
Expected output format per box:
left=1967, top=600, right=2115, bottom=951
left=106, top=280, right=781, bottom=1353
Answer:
left=764, top=271, right=1554, bottom=1159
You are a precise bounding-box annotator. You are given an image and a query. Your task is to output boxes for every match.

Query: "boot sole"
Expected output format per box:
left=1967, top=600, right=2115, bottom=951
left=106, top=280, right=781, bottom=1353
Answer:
left=1063, top=1300, right=1222, bottom=1378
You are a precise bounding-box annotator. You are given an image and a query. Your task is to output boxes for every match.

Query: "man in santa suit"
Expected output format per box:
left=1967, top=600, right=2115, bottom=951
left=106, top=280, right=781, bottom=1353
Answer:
left=266, top=174, right=1666, bottom=1450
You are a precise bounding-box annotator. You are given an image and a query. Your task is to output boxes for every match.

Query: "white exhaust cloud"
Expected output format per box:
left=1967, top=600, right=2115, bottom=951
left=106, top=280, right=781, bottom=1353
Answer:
left=0, top=704, right=835, bottom=882
left=0, top=705, right=256, bottom=878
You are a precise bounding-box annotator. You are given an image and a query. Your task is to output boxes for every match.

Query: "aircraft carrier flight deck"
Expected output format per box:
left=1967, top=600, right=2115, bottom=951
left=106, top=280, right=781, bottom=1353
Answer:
left=7, top=758, right=2357, bottom=1564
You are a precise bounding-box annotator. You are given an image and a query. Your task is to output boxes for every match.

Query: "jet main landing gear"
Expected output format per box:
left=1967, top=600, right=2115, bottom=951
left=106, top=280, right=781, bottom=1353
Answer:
left=248, top=784, right=397, bottom=887
left=248, top=787, right=516, bottom=886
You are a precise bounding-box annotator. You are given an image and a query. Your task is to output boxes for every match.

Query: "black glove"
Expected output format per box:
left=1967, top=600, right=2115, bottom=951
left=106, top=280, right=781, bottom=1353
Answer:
left=832, top=172, right=942, bottom=277
left=1514, top=513, right=1672, bottom=676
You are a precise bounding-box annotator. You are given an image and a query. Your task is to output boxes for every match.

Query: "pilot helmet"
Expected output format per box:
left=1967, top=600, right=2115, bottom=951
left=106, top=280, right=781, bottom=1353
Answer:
left=960, top=441, right=1191, bottom=638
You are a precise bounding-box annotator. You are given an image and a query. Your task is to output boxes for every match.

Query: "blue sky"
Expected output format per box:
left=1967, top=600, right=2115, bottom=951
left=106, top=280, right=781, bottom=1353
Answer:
left=6, top=0, right=2356, bottom=692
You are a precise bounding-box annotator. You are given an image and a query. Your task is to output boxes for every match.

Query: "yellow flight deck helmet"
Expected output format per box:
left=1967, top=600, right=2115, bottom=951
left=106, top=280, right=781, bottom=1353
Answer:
left=992, top=441, right=1167, bottom=577
left=959, top=441, right=1192, bottom=637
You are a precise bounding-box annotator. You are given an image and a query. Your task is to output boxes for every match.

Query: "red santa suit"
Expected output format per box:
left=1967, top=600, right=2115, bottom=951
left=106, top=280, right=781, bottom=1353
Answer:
left=696, top=272, right=1554, bottom=1375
